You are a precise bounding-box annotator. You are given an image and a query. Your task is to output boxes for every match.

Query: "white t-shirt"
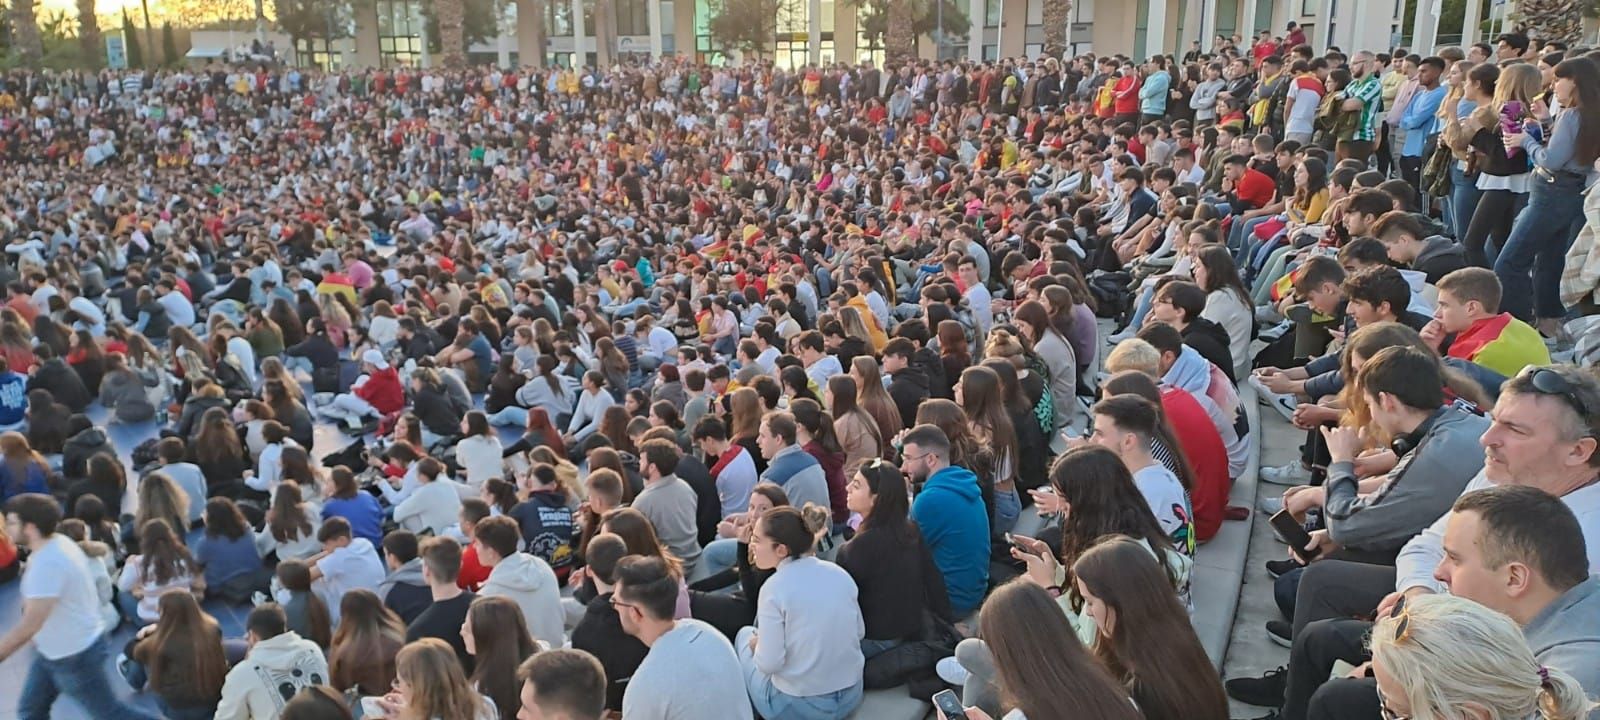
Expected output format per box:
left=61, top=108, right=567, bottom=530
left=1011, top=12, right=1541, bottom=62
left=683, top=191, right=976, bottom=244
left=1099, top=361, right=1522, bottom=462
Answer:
left=1286, top=79, right=1326, bottom=136
left=1132, top=463, right=1191, bottom=540
left=313, top=538, right=385, bottom=624
left=21, top=535, right=106, bottom=659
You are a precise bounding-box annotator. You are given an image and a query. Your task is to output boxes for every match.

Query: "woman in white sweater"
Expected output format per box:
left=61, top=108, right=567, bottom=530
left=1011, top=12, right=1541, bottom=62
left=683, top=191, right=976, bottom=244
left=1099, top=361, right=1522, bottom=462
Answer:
left=455, top=410, right=504, bottom=493
left=255, top=480, right=323, bottom=561
left=1194, top=246, right=1254, bottom=381
left=393, top=457, right=463, bottom=535
left=736, top=505, right=866, bottom=719
left=564, top=371, right=616, bottom=446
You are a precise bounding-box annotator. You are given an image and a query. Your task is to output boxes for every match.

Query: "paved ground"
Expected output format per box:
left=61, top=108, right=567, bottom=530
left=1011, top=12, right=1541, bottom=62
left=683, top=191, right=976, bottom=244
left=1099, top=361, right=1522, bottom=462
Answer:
left=1223, top=401, right=1303, bottom=719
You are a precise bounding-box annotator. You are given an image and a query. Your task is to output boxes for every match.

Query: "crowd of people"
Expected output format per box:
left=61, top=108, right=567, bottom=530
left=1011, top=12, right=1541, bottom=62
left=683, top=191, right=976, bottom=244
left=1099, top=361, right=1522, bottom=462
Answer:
left=0, top=19, right=1597, bottom=720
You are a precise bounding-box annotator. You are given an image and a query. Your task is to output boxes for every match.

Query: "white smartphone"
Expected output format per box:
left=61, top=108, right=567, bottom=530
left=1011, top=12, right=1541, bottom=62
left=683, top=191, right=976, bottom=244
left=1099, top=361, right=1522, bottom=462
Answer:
left=360, top=696, right=387, bottom=718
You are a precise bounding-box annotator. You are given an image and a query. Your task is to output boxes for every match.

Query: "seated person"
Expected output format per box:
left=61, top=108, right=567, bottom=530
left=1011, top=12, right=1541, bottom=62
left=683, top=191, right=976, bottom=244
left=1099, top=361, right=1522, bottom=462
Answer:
left=1423, top=267, right=1550, bottom=379
left=376, top=530, right=431, bottom=624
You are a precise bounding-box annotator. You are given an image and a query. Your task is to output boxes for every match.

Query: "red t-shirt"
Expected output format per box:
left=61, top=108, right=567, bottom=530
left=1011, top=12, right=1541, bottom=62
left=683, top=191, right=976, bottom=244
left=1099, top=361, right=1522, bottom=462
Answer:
left=458, top=543, right=491, bottom=592
left=1236, top=167, right=1277, bottom=211
left=1160, top=386, right=1230, bottom=542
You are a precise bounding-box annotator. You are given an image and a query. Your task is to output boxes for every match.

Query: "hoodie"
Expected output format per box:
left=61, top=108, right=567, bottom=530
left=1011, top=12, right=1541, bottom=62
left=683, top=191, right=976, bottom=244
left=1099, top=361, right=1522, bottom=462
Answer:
left=1523, top=577, right=1600, bottom=698
left=887, top=366, right=931, bottom=431
left=97, top=369, right=157, bottom=423
left=378, top=557, right=431, bottom=624
left=213, top=631, right=329, bottom=720
left=481, top=552, right=565, bottom=649
left=61, top=427, right=113, bottom=481
left=912, top=345, right=951, bottom=399
left=911, top=464, right=991, bottom=615
left=1411, top=235, right=1468, bottom=285
left=1180, top=317, right=1237, bottom=384
left=354, top=366, right=405, bottom=415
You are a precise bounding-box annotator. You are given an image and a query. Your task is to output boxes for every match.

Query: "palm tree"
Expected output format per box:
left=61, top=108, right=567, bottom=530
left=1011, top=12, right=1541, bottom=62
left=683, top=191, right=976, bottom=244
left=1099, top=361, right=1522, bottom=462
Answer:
left=1514, top=0, right=1583, bottom=46
left=885, top=0, right=915, bottom=60
left=1042, top=0, right=1071, bottom=58
left=436, top=0, right=467, bottom=66
left=10, top=0, right=44, bottom=66
left=77, top=0, right=104, bottom=66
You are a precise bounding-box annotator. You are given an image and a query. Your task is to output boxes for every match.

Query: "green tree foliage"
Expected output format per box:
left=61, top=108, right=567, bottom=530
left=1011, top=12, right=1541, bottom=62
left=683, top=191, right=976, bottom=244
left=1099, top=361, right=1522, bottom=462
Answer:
left=161, top=21, right=178, bottom=66
left=705, top=0, right=784, bottom=55
left=123, top=12, right=144, bottom=67
left=855, top=0, right=969, bottom=50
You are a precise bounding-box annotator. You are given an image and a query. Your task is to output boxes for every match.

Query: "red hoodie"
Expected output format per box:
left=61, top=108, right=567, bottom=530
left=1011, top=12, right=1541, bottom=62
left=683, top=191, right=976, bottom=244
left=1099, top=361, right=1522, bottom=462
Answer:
left=1160, top=386, right=1230, bottom=542
left=355, top=366, right=405, bottom=415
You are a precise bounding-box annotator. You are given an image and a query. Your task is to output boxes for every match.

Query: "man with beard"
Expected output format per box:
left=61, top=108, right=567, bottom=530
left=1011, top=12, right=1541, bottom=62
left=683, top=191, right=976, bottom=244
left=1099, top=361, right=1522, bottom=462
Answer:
left=902, top=424, right=989, bottom=616
left=1337, top=51, right=1385, bottom=163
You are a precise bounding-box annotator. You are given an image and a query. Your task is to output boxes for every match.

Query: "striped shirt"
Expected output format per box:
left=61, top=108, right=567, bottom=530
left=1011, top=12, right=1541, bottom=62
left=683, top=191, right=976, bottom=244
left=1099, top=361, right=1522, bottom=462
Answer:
left=1347, top=74, right=1384, bottom=142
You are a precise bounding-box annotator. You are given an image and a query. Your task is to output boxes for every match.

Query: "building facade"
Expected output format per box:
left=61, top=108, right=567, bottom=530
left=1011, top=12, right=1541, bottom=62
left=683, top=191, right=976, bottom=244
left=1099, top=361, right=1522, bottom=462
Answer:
left=342, top=0, right=1476, bottom=70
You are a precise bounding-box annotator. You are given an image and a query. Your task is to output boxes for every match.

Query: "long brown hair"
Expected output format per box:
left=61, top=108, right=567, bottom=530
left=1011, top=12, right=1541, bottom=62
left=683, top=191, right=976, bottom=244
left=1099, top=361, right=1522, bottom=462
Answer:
left=268, top=480, right=315, bottom=544
left=1074, top=537, right=1228, bottom=720
left=394, top=638, right=493, bottom=720
left=329, top=590, right=406, bottom=696
left=141, top=592, right=226, bottom=705
left=850, top=356, right=903, bottom=447
left=134, top=475, right=190, bottom=553
left=1338, top=322, right=1489, bottom=431
left=466, top=596, right=539, bottom=718
left=959, top=366, right=1018, bottom=483
left=194, top=406, right=245, bottom=465
left=728, top=386, right=762, bottom=440
left=276, top=559, right=333, bottom=648
left=601, top=507, right=683, bottom=577
left=136, top=518, right=194, bottom=586
left=981, top=581, right=1143, bottom=720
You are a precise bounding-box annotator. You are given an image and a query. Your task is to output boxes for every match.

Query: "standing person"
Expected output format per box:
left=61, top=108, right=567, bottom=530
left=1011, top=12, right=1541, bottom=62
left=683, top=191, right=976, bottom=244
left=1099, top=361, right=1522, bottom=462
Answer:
left=1396, top=57, right=1447, bottom=207
left=1494, top=57, right=1600, bottom=328
left=0, top=494, right=161, bottom=720
left=1338, top=51, right=1385, bottom=164
left=612, top=555, right=753, bottom=720
left=900, top=424, right=991, bottom=617
left=1139, top=57, right=1171, bottom=124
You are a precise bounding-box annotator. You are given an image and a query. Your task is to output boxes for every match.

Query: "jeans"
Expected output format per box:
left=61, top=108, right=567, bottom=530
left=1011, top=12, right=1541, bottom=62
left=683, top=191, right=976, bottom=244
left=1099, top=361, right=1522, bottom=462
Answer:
left=737, top=626, right=864, bottom=720
left=861, top=637, right=903, bottom=660
left=1495, top=172, right=1588, bottom=320
left=283, top=356, right=315, bottom=374
left=700, top=537, right=741, bottom=579
left=1126, top=284, right=1157, bottom=331
left=992, top=488, right=1020, bottom=534
left=1291, top=559, right=1395, bottom=636
left=1231, top=215, right=1276, bottom=262
left=19, top=636, right=162, bottom=720
left=488, top=406, right=529, bottom=427
left=1448, top=165, right=1482, bottom=243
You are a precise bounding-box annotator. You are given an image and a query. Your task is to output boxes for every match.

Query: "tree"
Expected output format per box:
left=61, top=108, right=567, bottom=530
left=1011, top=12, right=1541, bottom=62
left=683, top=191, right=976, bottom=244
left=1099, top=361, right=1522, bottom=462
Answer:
left=423, top=0, right=497, bottom=65
left=9, top=0, right=43, bottom=66
left=706, top=0, right=783, bottom=56
left=1512, top=0, right=1584, bottom=46
left=884, top=0, right=914, bottom=60
left=276, top=0, right=349, bottom=66
left=856, top=0, right=968, bottom=56
left=122, top=11, right=144, bottom=67
left=76, top=0, right=103, bottom=67
left=1041, top=0, right=1071, bottom=57
left=161, top=21, right=178, bottom=66
left=436, top=0, right=466, bottom=66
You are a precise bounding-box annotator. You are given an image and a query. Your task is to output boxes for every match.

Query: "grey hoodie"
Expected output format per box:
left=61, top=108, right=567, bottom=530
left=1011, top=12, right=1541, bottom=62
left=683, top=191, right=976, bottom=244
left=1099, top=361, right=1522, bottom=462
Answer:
left=377, top=557, right=426, bottom=601
left=98, top=368, right=158, bottom=422
left=1325, top=407, right=1490, bottom=553
left=1411, top=235, right=1468, bottom=285
left=481, top=552, right=564, bottom=650
left=1523, top=577, right=1600, bottom=700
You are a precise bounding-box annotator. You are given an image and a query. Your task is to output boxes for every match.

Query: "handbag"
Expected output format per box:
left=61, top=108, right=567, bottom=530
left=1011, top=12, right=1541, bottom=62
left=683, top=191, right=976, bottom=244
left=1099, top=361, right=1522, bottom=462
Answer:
left=1422, top=141, right=1454, bottom=196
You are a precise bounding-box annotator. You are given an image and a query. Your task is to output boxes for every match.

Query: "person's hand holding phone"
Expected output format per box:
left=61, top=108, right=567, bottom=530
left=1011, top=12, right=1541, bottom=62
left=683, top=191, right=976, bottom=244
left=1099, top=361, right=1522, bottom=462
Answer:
left=1292, top=529, right=1335, bottom=565
left=1028, top=487, right=1065, bottom=517
left=1009, top=535, right=1060, bottom=587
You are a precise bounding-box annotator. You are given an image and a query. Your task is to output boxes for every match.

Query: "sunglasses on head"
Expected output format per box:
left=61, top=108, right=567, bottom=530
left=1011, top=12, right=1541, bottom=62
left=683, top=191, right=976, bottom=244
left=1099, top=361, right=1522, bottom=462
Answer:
left=1518, top=366, right=1595, bottom=431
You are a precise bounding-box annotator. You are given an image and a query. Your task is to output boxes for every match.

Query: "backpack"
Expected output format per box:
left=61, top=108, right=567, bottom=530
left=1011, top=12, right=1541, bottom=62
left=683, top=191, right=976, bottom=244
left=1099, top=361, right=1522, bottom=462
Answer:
left=1087, top=271, right=1134, bottom=320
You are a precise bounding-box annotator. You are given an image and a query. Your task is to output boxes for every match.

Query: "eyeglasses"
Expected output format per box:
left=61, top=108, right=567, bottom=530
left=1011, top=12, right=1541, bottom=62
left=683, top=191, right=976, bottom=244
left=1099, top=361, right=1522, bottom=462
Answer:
left=608, top=595, right=638, bottom=612
left=901, top=451, right=931, bottom=465
left=1518, top=366, right=1595, bottom=430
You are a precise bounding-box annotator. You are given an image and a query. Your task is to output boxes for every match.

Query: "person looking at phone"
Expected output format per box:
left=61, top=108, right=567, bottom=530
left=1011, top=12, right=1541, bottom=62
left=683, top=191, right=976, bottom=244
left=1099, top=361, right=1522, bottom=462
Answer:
left=1269, top=347, right=1488, bottom=624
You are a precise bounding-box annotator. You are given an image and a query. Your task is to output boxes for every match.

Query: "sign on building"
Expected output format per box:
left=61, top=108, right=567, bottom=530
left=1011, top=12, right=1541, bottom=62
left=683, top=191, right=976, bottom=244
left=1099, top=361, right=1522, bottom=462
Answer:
left=107, top=32, right=128, bottom=69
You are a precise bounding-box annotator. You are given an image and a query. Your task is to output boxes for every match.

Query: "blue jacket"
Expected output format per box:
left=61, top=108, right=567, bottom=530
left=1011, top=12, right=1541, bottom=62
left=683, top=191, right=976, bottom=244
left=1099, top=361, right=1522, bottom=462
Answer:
left=0, top=372, right=24, bottom=426
left=911, top=465, right=990, bottom=615
left=0, top=461, right=48, bottom=503
left=1140, top=71, right=1171, bottom=116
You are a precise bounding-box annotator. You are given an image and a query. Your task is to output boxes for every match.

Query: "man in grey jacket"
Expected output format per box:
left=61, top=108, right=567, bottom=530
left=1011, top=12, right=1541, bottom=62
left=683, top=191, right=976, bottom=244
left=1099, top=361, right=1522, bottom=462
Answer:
left=1244, top=485, right=1600, bottom=720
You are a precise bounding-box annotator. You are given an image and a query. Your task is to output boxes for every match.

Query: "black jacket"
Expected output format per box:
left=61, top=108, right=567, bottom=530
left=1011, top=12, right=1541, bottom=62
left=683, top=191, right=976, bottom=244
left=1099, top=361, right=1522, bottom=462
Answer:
left=1411, top=235, right=1468, bottom=286
left=29, top=358, right=91, bottom=412
left=285, top=333, right=340, bottom=369
left=62, top=427, right=114, bottom=482
left=887, top=367, right=930, bottom=432
left=911, top=346, right=951, bottom=400
left=570, top=593, right=650, bottom=711
left=412, top=385, right=461, bottom=437
left=174, top=396, right=229, bottom=441
left=1182, top=317, right=1237, bottom=384
left=675, top=454, right=722, bottom=547
left=836, top=524, right=952, bottom=641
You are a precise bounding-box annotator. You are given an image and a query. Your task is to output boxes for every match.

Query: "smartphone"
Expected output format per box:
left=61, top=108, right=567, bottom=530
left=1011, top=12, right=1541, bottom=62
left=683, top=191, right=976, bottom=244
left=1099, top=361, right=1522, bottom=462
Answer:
left=1003, top=533, right=1031, bottom=555
left=360, top=696, right=387, bottom=718
left=1270, top=510, right=1320, bottom=561
left=931, top=689, right=965, bottom=720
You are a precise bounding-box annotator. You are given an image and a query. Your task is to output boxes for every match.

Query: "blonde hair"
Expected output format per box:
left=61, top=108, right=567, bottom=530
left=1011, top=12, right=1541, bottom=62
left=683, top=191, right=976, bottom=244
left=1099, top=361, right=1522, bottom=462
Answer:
left=394, top=638, right=492, bottom=720
left=1370, top=594, right=1592, bottom=720
left=1104, top=338, right=1161, bottom=378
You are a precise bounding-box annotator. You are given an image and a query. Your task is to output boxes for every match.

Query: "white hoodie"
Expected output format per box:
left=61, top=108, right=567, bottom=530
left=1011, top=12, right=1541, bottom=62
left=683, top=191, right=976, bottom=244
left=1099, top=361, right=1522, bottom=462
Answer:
left=213, top=631, right=329, bottom=720
left=480, top=552, right=564, bottom=649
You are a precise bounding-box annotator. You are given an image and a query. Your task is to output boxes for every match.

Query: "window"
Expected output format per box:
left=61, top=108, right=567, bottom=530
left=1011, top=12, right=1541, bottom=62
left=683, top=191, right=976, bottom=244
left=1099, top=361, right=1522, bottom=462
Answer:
left=376, top=0, right=424, bottom=68
left=616, top=0, right=651, bottom=36
left=983, top=43, right=998, bottom=60
left=985, top=0, right=1001, bottom=26
left=1026, top=0, right=1042, bottom=26
left=548, top=0, right=572, bottom=36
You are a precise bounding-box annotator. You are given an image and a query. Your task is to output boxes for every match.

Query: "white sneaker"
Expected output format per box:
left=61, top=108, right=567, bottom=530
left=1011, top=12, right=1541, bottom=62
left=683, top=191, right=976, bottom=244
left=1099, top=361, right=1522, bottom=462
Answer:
left=1257, top=495, right=1285, bottom=515
left=1247, top=375, right=1276, bottom=405
left=1106, top=329, right=1135, bottom=345
left=1269, top=394, right=1298, bottom=422
left=936, top=656, right=971, bottom=686
left=1261, top=462, right=1310, bottom=486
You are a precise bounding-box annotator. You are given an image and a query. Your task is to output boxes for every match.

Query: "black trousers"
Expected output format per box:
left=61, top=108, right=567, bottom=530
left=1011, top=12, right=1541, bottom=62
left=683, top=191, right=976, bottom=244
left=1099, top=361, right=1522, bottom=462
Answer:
left=1291, top=559, right=1395, bottom=636
left=1309, top=677, right=1381, bottom=720
left=1462, top=188, right=1527, bottom=268
left=1398, top=155, right=1424, bottom=210
left=1284, top=618, right=1374, bottom=720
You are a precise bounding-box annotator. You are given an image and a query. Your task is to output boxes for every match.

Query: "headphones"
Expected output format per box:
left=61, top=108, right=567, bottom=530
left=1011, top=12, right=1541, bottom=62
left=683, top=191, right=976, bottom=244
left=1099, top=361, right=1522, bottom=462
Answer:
left=1388, top=407, right=1444, bottom=458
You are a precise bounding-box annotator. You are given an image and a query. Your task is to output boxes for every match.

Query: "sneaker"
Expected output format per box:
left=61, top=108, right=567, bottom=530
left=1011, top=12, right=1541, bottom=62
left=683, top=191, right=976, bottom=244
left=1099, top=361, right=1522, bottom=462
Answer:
left=1268, top=394, right=1298, bottom=422
left=1265, top=558, right=1302, bottom=579
left=1260, top=462, right=1310, bottom=486
left=1106, top=328, right=1135, bottom=345
left=1266, top=620, right=1293, bottom=648
left=1254, top=303, right=1282, bottom=325
left=1257, top=495, right=1284, bottom=515
left=936, top=656, right=970, bottom=686
left=116, top=653, right=135, bottom=687
left=1225, top=666, right=1288, bottom=707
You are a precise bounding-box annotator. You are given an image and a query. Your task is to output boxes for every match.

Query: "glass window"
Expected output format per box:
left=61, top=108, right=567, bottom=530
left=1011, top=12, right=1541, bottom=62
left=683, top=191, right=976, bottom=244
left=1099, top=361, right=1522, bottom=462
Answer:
left=778, top=0, right=807, bottom=33
left=548, top=0, right=572, bottom=36
left=985, top=0, right=1001, bottom=27
left=983, top=43, right=997, bottom=60
left=822, top=0, right=835, bottom=32
left=617, top=0, right=650, bottom=36
left=1026, top=0, right=1042, bottom=25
